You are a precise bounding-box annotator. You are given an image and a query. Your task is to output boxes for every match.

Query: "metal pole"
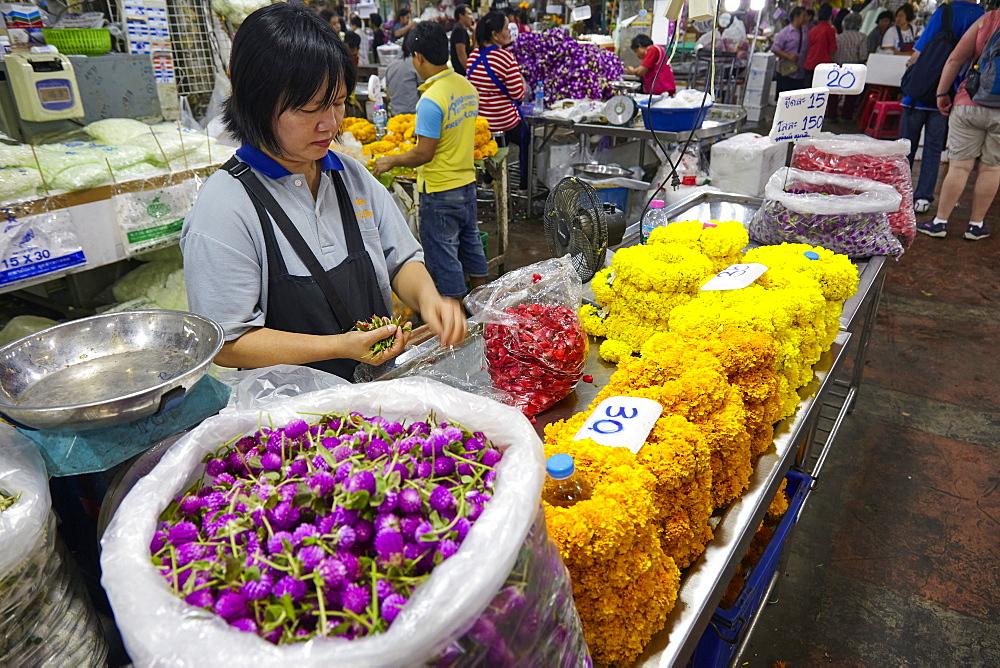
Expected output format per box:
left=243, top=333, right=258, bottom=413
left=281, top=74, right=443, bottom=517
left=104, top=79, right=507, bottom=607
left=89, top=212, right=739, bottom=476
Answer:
left=740, top=5, right=765, bottom=107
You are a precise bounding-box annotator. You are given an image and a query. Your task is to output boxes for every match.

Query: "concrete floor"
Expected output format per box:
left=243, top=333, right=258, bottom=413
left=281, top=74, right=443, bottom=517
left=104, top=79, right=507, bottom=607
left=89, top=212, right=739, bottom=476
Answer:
left=502, top=142, right=1000, bottom=666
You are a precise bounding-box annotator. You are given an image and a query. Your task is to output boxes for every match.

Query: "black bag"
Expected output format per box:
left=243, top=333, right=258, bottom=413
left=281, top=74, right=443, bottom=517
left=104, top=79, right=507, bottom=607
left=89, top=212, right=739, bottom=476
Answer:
left=901, top=4, right=956, bottom=106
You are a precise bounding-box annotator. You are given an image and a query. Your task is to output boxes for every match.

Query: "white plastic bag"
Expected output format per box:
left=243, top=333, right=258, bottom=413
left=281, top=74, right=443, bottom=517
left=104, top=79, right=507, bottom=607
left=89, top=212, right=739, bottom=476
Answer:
left=0, top=166, right=42, bottom=200
left=218, top=364, right=350, bottom=412
left=709, top=132, right=788, bottom=197
left=84, top=117, right=153, bottom=144
left=0, top=208, right=87, bottom=288
left=0, top=430, right=50, bottom=578
left=762, top=167, right=901, bottom=214
left=101, top=378, right=560, bottom=666
left=112, top=178, right=197, bottom=256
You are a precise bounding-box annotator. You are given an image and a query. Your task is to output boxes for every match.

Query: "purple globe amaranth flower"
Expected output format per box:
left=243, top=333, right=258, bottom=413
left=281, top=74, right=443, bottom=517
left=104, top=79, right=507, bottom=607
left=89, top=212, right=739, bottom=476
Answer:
left=428, top=486, right=455, bottom=512
left=317, top=512, right=337, bottom=535
left=225, top=450, right=247, bottom=472
left=149, top=530, right=167, bottom=553
left=481, top=448, right=502, bottom=467
left=178, top=495, right=203, bottom=516
left=374, top=530, right=404, bottom=567
left=354, top=431, right=370, bottom=446
left=341, top=583, right=368, bottom=614
left=437, top=538, right=460, bottom=561
left=260, top=452, right=283, bottom=471
left=317, top=557, right=348, bottom=588
left=334, top=461, right=353, bottom=483
left=283, top=419, right=309, bottom=438
left=338, top=551, right=361, bottom=579
left=203, top=491, right=227, bottom=511
left=336, top=524, right=357, bottom=549
left=293, top=523, right=319, bottom=543
left=463, top=437, right=485, bottom=453
left=267, top=531, right=295, bottom=554
left=366, top=438, right=389, bottom=461
left=332, top=444, right=354, bottom=462
left=353, top=519, right=374, bottom=544
left=375, top=578, right=395, bottom=601
left=456, top=462, right=473, bottom=477
left=298, top=545, right=325, bottom=571
left=273, top=576, right=307, bottom=603
left=168, top=521, right=198, bottom=545
left=414, top=520, right=435, bottom=543
left=453, top=517, right=471, bottom=542
left=197, top=486, right=213, bottom=497
left=214, top=472, right=237, bottom=486
left=374, top=512, right=400, bottom=534
left=308, top=471, right=336, bottom=497
left=484, top=470, right=497, bottom=490
left=214, top=591, right=248, bottom=622
left=377, top=489, right=399, bottom=513
left=414, top=461, right=433, bottom=479
left=382, top=593, right=406, bottom=623
left=321, top=435, right=342, bottom=451
left=399, top=516, right=421, bottom=541
left=311, top=454, right=331, bottom=472
left=345, top=470, right=376, bottom=495
left=279, top=484, right=297, bottom=501
left=434, top=456, right=456, bottom=477
left=250, top=508, right=266, bottom=528
left=230, top=617, right=258, bottom=633
left=408, top=421, right=430, bottom=436
left=469, top=616, right=497, bottom=645
left=175, top=542, right=207, bottom=566
left=241, top=575, right=273, bottom=601
left=383, top=461, right=409, bottom=483
left=331, top=507, right=360, bottom=525
left=287, top=459, right=308, bottom=477
left=385, top=421, right=404, bottom=437
left=469, top=502, right=484, bottom=521
left=398, top=487, right=422, bottom=515
left=269, top=502, right=300, bottom=530
left=205, top=458, right=227, bottom=476
left=185, top=588, right=215, bottom=609
left=263, top=628, right=282, bottom=644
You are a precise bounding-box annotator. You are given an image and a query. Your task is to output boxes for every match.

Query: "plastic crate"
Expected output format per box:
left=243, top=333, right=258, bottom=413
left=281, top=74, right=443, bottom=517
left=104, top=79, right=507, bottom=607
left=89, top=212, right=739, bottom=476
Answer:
left=689, top=469, right=813, bottom=667
left=638, top=100, right=713, bottom=132
left=41, top=28, right=111, bottom=56
left=594, top=186, right=629, bottom=213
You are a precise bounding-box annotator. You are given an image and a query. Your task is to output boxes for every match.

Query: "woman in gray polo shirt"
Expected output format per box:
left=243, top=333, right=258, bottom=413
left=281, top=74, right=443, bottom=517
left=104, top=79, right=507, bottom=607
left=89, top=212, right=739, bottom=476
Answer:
left=180, top=4, right=466, bottom=380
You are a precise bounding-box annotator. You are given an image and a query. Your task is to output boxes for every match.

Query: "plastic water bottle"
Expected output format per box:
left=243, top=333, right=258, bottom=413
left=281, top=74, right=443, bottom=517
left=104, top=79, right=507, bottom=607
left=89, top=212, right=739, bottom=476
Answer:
left=373, top=105, right=388, bottom=140
left=641, top=199, right=667, bottom=242
left=542, top=454, right=592, bottom=508
left=534, top=82, right=545, bottom=113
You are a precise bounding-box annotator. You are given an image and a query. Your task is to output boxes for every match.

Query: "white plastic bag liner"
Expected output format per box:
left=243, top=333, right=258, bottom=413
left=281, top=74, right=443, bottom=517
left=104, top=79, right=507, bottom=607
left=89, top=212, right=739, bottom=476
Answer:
left=217, top=364, right=350, bottom=412
left=794, top=133, right=910, bottom=157
left=0, top=166, right=42, bottom=200
left=0, top=208, right=86, bottom=288
left=764, top=167, right=902, bottom=215
left=100, top=377, right=545, bottom=667
left=84, top=117, right=153, bottom=144
left=113, top=178, right=197, bottom=256
left=0, top=430, right=51, bottom=577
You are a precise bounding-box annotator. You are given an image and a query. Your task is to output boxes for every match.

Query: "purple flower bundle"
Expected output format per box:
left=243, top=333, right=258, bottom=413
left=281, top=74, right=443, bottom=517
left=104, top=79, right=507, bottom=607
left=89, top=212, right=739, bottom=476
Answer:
left=150, top=412, right=503, bottom=645
left=511, top=30, right=624, bottom=104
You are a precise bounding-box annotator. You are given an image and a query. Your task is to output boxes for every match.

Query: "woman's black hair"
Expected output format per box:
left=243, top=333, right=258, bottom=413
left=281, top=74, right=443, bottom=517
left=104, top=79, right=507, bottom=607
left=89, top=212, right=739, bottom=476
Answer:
left=896, top=3, right=914, bottom=21
left=397, top=7, right=411, bottom=19
left=319, top=9, right=335, bottom=22
left=630, top=34, right=654, bottom=50
left=475, top=10, right=508, bottom=46
left=350, top=15, right=362, bottom=28
left=818, top=3, right=833, bottom=21
left=405, top=20, right=449, bottom=65
left=877, top=9, right=893, bottom=22
left=371, top=12, right=383, bottom=27
left=344, top=31, right=361, bottom=50
left=223, top=3, right=356, bottom=156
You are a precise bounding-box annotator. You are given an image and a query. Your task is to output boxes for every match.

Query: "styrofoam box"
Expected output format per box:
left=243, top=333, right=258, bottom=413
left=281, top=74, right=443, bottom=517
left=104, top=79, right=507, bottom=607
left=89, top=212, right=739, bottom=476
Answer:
left=709, top=132, right=787, bottom=197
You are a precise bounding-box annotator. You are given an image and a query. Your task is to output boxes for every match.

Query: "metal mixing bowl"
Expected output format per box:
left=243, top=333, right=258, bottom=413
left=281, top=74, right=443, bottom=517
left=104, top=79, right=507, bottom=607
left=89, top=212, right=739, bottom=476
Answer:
left=0, top=310, right=224, bottom=431
left=571, top=163, right=635, bottom=179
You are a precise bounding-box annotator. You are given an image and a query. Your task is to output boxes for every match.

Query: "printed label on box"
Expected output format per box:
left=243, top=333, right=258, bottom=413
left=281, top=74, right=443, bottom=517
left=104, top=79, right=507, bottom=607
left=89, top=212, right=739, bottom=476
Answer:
left=573, top=397, right=663, bottom=454
left=0, top=207, right=86, bottom=286
left=700, top=263, right=769, bottom=291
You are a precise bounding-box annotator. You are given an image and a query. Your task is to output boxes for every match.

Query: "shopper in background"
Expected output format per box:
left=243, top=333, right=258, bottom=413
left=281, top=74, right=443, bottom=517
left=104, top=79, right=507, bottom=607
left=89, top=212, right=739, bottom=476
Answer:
left=806, top=8, right=817, bottom=28
left=370, top=13, right=386, bottom=61
left=466, top=11, right=528, bottom=189
left=386, top=41, right=423, bottom=115
left=349, top=15, right=363, bottom=32
left=374, top=23, right=488, bottom=297
left=921, top=9, right=1000, bottom=240
left=772, top=7, right=811, bottom=96
left=901, top=0, right=983, bottom=214
left=882, top=4, right=916, bottom=53
left=505, top=8, right=520, bottom=42
left=319, top=9, right=346, bottom=34
left=804, top=3, right=837, bottom=85
left=389, top=7, right=414, bottom=41
left=833, top=7, right=847, bottom=34
left=343, top=30, right=361, bottom=67
left=626, top=34, right=677, bottom=95
left=450, top=4, right=474, bottom=75
left=830, top=12, right=869, bottom=120
left=868, top=10, right=894, bottom=53
left=182, top=3, right=466, bottom=379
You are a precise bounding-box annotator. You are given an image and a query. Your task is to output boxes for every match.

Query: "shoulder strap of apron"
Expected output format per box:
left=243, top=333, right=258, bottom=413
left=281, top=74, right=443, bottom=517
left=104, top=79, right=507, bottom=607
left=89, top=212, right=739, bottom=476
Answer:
left=468, top=45, right=524, bottom=119
left=221, top=156, right=358, bottom=330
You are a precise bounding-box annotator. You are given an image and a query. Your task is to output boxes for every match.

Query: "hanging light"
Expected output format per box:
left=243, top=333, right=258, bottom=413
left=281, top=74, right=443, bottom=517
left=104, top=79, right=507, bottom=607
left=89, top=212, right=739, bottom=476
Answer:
left=750, top=0, right=765, bottom=11
left=724, top=0, right=740, bottom=13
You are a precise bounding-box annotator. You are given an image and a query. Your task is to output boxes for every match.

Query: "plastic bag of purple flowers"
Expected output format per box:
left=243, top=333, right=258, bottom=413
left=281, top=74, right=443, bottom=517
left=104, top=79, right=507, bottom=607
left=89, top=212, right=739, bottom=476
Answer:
left=749, top=167, right=904, bottom=258
left=101, top=377, right=591, bottom=666
left=429, top=506, right=590, bottom=667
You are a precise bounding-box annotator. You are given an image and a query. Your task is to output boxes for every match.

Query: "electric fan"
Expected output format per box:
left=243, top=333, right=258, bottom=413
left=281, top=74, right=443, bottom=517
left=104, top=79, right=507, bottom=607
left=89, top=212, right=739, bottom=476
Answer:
left=543, top=177, right=627, bottom=283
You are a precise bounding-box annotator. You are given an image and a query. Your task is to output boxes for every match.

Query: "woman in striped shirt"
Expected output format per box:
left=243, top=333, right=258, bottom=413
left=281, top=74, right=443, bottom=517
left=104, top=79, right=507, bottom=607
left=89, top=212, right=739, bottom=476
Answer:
left=466, top=11, right=528, bottom=189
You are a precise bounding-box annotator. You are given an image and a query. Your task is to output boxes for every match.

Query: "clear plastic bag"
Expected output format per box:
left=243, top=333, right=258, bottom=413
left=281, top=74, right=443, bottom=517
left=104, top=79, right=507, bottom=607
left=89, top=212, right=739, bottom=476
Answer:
left=0, top=429, right=108, bottom=666
left=749, top=167, right=904, bottom=258
left=0, top=166, right=42, bottom=200
left=83, top=118, right=152, bottom=145
left=791, top=135, right=916, bottom=246
left=465, top=256, right=587, bottom=417
left=217, top=363, right=350, bottom=412
left=101, top=377, right=589, bottom=666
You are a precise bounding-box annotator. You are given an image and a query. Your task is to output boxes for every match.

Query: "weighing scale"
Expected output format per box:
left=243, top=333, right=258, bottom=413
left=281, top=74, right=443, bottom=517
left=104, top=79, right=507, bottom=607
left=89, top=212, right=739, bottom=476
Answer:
left=4, top=51, right=84, bottom=122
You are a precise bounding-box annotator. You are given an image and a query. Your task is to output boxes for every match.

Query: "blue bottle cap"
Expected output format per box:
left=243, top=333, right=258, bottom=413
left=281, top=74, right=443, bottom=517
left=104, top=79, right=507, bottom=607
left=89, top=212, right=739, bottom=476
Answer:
left=546, top=454, right=575, bottom=480
left=804, top=251, right=820, bottom=260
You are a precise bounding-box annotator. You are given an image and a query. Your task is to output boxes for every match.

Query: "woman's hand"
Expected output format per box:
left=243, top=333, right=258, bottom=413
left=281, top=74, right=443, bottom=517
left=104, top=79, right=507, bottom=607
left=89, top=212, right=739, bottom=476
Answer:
left=937, top=93, right=953, bottom=116
left=419, top=295, right=467, bottom=347
left=337, top=323, right=413, bottom=364
left=373, top=156, right=394, bottom=177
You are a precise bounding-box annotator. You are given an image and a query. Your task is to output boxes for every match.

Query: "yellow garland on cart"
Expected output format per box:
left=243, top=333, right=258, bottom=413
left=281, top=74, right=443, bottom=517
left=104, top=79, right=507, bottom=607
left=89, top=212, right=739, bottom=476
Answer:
left=359, top=115, right=499, bottom=169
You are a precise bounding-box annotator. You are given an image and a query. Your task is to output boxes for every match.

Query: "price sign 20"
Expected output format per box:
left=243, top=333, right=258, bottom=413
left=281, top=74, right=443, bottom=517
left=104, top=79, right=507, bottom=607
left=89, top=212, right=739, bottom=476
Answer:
left=811, top=64, right=867, bottom=95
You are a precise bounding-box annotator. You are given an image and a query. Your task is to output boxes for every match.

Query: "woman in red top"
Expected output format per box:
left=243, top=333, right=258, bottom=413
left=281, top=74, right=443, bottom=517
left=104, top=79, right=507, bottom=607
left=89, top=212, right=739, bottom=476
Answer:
left=466, top=11, right=528, bottom=188
left=625, top=34, right=677, bottom=95
left=804, top=3, right=837, bottom=85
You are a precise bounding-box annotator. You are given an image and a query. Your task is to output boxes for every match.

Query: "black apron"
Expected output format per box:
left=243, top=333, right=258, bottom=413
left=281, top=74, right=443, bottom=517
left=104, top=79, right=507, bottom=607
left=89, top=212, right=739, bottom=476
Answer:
left=222, top=157, right=390, bottom=380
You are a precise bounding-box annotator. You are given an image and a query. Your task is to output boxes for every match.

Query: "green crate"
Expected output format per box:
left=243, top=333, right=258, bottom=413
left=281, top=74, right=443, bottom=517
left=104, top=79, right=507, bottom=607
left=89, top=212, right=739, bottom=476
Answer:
left=479, top=230, right=489, bottom=259
left=41, top=28, right=112, bottom=56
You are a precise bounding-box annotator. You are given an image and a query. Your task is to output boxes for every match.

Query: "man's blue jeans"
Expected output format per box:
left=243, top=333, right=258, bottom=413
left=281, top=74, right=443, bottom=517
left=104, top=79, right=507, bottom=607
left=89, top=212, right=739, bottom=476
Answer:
left=419, top=182, right=489, bottom=298
left=901, top=106, right=948, bottom=202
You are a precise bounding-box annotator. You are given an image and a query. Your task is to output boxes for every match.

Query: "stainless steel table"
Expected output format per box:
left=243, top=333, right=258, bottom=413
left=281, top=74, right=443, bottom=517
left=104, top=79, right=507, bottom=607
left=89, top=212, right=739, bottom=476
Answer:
left=524, top=105, right=748, bottom=210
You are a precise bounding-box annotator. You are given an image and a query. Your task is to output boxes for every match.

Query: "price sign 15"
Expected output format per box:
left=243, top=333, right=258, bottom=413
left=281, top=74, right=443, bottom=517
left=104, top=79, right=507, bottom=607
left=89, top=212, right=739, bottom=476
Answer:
left=769, top=86, right=831, bottom=143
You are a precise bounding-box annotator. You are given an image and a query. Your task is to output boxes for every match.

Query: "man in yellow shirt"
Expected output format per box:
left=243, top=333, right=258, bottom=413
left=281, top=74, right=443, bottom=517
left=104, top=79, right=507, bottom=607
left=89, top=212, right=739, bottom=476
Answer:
left=374, top=22, right=488, bottom=298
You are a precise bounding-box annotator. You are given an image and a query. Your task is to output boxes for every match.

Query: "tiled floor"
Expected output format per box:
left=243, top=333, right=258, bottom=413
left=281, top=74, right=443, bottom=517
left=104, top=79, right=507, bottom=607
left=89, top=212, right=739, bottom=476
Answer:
left=503, top=138, right=1000, bottom=665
